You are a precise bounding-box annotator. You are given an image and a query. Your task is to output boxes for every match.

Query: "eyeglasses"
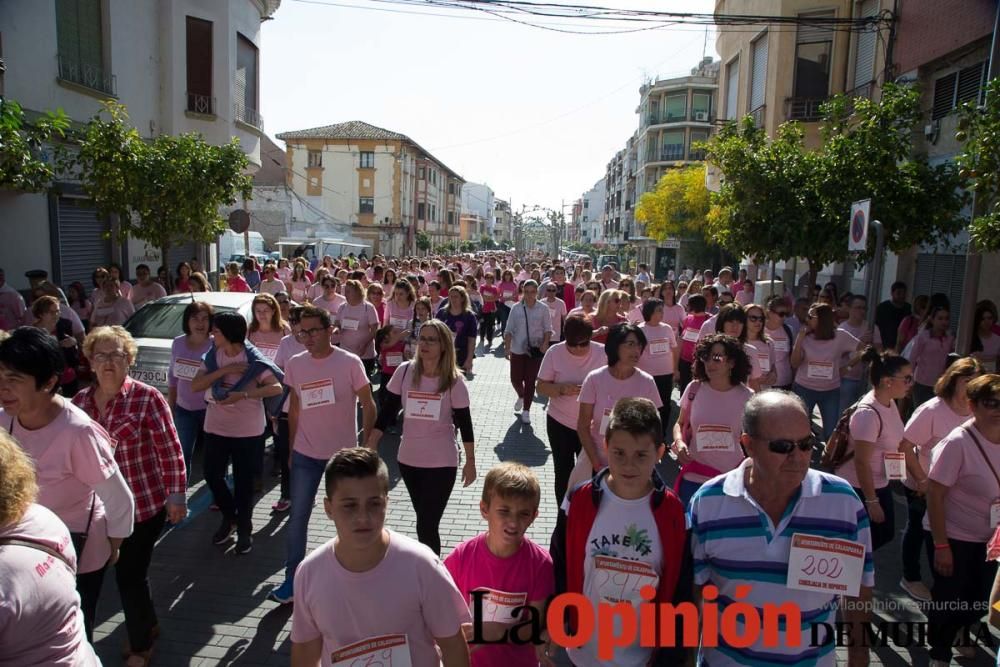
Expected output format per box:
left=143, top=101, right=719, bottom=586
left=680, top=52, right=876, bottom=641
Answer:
left=979, top=397, right=1000, bottom=410
left=92, top=351, right=128, bottom=364
left=698, top=352, right=728, bottom=363
left=760, top=435, right=819, bottom=455
left=890, top=374, right=914, bottom=385
left=747, top=315, right=764, bottom=323
left=295, top=326, right=330, bottom=340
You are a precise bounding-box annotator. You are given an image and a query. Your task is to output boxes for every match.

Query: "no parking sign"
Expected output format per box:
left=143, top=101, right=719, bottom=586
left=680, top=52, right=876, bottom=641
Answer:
left=849, top=199, right=870, bottom=252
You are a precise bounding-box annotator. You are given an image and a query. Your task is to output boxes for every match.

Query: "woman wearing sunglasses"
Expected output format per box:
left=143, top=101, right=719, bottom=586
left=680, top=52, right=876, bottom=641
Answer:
left=835, top=348, right=910, bottom=552
left=924, top=374, right=1000, bottom=666
left=590, top=290, right=626, bottom=344
left=745, top=304, right=777, bottom=390
left=638, top=298, right=680, bottom=431
left=672, top=334, right=754, bottom=507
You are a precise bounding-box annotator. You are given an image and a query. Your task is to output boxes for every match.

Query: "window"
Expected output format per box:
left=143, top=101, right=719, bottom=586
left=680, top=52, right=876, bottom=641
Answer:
left=725, top=58, right=739, bottom=120
left=664, top=94, right=687, bottom=122
left=56, top=0, right=114, bottom=95
left=359, top=151, right=374, bottom=169
left=185, top=17, right=213, bottom=113
left=448, top=211, right=455, bottom=225
left=431, top=170, right=437, bottom=185
left=852, top=0, right=878, bottom=93
left=431, top=205, right=437, bottom=221
left=418, top=166, right=425, bottom=180
left=749, top=32, right=768, bottom=112
left=793, top=12, right=834, bottom=99
left=692, top=92, right=712, bottom=121
left=662, top=131, right=684, bottom=161
left=417, top=203, right=426, bottom=220
left=583, top=200, right=589, bottom=209
left=308, top=150, right=322, bottom=168
left=689, top=131, right=709, bottom=160
left=359, top=197, right=374, bottom=214
left=448, top=183, right=455, bottom=195
left=235, top=33, right=259, bottom=127
left=933, top=62, right=987, bottom=119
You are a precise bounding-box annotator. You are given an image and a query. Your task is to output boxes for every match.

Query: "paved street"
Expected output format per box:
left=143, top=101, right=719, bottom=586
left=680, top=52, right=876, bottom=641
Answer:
left=93, top=348, right=1000, bottom=666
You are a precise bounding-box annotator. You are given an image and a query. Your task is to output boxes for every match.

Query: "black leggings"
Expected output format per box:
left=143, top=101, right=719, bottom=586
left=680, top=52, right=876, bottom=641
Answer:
left=481, top=312, right=497, bottom=343
left=677, top=359, right=693, bottom=397
left=652, top=373, right=674, bottom=434
left=546, top=415, right=582, bottom=506
left=77, top=565, right=107, bottom=643
left=275, top=413, right=291, bottom=499
left=398, top=463, right=457, bottom=556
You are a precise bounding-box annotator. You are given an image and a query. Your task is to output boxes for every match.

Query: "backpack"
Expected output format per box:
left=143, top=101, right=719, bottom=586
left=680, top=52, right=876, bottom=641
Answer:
left=819, top=400, right=882, bottom=472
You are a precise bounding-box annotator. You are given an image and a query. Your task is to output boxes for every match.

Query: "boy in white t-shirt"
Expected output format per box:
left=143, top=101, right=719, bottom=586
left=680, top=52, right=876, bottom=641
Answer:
left=291, top=447, right=471, bottom=667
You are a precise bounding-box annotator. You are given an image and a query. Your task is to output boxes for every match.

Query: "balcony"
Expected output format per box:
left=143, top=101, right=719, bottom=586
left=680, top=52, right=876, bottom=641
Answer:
left=645, top=111, right=714, bottom=126
left=234, top=102, right=263, bottom=129
left=186, top=92, right=216, bottom=115
left=785, top=98, right=828, bottom=122
left=57, top=54, right=116, bottom=96
left=647, top=146, right=686, bottom=163
left=750, top=105, right=766, bottom=129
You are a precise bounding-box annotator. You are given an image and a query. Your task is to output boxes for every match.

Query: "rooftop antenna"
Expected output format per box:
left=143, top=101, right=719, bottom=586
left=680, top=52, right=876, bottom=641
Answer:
left=702, top=25, right=708, bottom=60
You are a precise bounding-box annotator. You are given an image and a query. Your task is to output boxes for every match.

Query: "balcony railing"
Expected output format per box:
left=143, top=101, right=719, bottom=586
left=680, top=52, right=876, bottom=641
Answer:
left=645, top=111, right=715, bottom=126
left=186, top=92, right=215, bottom=115
left=234, top=102, right=263, bottom=129
left=785, top=97, right=828, bottom=122
left=750, top=105, right=766, bottom=129
left=57, top=54, right=116, bottom=96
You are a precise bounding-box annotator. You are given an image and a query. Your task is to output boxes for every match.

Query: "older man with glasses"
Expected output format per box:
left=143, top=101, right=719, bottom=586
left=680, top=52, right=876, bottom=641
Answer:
left=687, top=390, right=874, bottom=667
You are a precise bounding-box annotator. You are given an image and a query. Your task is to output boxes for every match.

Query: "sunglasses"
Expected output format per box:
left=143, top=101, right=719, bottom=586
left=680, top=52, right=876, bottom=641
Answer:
left=980, top=397, right=1000, bottom=410
left=698, top=351, right=728, bottom=362
left=747, top=315, right=764, bottom=323
left=762, top=435, right=819, bottom=455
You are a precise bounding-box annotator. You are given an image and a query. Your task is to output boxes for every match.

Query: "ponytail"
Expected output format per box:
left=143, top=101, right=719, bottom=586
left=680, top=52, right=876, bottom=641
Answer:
left=866, top=347, right=909, bottom=386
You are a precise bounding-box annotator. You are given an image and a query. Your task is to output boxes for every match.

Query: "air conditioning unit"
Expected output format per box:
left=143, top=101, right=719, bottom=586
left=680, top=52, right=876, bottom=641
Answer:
left=694, top=111, right=709, bottom=122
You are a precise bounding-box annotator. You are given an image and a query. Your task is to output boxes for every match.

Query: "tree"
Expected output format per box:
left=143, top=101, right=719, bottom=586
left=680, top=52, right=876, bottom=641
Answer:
left=415, top=230, right=431, bottom=254
left=460, top=240, right=477, bottom=253
left=73, top=102, right=252, bottom=261
left=956, top=77, right=1000, bottom=250
left=634, top=165, right=710, bottom=242
left=0, top=99, right=70, bottom=192
left=479, top=234, right=497, bottom=250
left=703, top=83, right=968, bottom=288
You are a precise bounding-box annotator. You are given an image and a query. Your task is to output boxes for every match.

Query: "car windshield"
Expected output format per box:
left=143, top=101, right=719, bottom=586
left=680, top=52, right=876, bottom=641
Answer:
left=125, top=302, right=237, bottom=339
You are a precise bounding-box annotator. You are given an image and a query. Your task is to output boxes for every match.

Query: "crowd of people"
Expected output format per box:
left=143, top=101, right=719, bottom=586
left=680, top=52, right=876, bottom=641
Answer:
left=2, top=251, right=1000, bottom=667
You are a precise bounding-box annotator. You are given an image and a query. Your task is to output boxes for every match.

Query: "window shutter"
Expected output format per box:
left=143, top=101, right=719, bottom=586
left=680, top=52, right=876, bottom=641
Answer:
left=957, top=62, right=986, bottom=106
left=796, top=11, right=835, bottom=43
left=726, top=59, right=739, bottom=119
left=236, top=34, right=258, bottom=111
left=932, top=73, right=957, bottom=120
left=186, top=17, right=213, bottom=99
left=76, top=0, right=103, bottom=67
left=914, top=253, right=965, bottom=332
left=750, top=35, right=768, bottom=111
left=853, top=0, right=878, bottom=89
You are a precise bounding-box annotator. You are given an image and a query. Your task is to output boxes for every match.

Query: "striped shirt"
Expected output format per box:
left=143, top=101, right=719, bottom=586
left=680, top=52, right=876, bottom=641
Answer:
left=688, top=459, right=874, bottom=667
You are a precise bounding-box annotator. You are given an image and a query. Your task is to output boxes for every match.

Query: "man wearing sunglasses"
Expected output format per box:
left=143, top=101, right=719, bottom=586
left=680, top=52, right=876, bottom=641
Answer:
left=688, top=390, right=874, bottom=667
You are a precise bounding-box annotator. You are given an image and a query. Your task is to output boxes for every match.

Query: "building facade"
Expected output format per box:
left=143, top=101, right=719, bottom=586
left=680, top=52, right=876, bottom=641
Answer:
left=603, top=132, right=638, bottom=248
left=493, top=198, right=513, bottom=246
left=276, top=120, right=464, bottom=256
left=460, top=182, right=495, bottom=237
left=0, top=0, right=280, bottom=290
left=577, top=178, right=607, bottom=246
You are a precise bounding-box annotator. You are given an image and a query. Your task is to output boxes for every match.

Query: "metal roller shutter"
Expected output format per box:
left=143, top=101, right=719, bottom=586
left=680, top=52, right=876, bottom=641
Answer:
left=56, top=196, right=111, bottom=288
left=726, top=58, right=739, bottom=119
left=750, top=34, right=768, bottom=111
left=913, top=252, right=965, bottom=333
left=853, top=0, right=878, bottom=90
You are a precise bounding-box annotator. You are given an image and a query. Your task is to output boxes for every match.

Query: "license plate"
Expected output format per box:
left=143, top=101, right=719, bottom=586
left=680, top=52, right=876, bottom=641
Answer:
left=131, top=368, right=168, bottom=386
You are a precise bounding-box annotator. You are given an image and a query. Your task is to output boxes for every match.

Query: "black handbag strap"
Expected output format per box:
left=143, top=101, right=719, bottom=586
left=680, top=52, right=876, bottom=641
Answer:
left=522, top=302, right=532, bottom=344
left=0, top=537, right=75, bottom=573
left=963, top=426, right=1000, bottom=495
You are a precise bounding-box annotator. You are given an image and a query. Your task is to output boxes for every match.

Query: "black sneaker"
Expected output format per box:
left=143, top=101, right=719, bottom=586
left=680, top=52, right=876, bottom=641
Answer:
left=235, top=534, right=253, bottom=555
left=213, top=519, right=236, bottom=545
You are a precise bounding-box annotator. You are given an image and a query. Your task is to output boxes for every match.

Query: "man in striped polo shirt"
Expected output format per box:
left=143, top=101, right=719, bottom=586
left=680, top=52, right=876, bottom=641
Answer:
left=688, top=390, right=874, bottom=666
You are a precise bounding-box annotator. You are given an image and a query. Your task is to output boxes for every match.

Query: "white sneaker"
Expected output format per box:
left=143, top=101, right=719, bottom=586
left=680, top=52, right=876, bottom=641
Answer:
left=521, top=409, right=531, bottom=424
left=899, top=578, right=932, bottom=602
left=514, top=398, right=523, bottom=413
left=954, top=645, right=976, bottom=659
left=929, top=660, right=951, bottom=667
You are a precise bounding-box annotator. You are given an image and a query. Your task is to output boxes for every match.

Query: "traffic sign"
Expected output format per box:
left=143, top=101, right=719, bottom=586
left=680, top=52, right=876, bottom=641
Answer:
left=228, top=209, right=251, bottom=234
left=849, top=199, right=870, bottom=252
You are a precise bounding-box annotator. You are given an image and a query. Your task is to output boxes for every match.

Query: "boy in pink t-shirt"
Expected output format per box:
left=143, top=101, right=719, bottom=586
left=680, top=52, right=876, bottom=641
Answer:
left=445, top=464, right=554, bottom=667
left=291, top=448, right=471, bottom=666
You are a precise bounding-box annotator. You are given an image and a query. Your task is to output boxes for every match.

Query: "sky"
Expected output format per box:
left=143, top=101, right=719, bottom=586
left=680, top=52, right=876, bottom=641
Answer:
left=261, top=0, right=717, bottom=212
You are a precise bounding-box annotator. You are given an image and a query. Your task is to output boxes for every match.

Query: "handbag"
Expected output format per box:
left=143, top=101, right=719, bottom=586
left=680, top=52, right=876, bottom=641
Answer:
left=522, top=304, right=544, bottom=359
left=71, top=494, right=96, bottom=559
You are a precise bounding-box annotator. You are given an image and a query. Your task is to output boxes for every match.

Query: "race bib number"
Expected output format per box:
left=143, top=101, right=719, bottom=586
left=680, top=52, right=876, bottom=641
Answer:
left=406, top=391, right=442, bottom=421
left=599, top=408, right=613, bottom=436
left=292, top=288, right=306, bottom=301
left=475, top=588, right=528, bottom=624
left=682, top=328, right=700, bottom=343
left=991, top=499, right=1000, bottom=527
left=592, top=555, right=659, bottom=605
left=649, top=341, right=670, bottom=356
left=300, top=379, right=335, bottom=409
left=787, top=534, right=865, bottom=598
left=385, top=353, right=403, bottom=368
left=256, top=343, right=279, bottom=362
left=773, top=339, right=790, bottom=353
left=758, top=354, right=771, bottom=373
left=173, top=358, right=200, bottom=381
left=503, top=291, right=514, bottom=301
left=341, top=318, right=360, bottom=331
left=806, top=361, right=834, bottom=380
left=883, top=452, right=906, bottom=481
left=389, top=317, right=409, bottom=331
left=696, top=424, right=734, bottom=452
left=331, top=634, right=412, bottom=667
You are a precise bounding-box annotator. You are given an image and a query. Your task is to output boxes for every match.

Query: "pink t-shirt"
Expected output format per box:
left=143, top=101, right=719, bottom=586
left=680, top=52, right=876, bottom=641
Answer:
left=480, top=285, right=499, bottom=314
left=284, top=348, right=369, bottom=460
left=679, top=313, right=709, bottom=362
left=975, top=332, right=1000, bottom=373
left=925, top=423, right=1000, bottom=542
left=745, top=340, right=774, bottom=385
left=91, top=296, right=134, bottom=326
left=680, top=381, right=754, bottom=481
left=838, top=321, right=883, bottom=382
left=336, top=301, right=380, bottom=360
left=0, top=503, right=99, bottom=667
left=638, top=322, right=678, bottom=377
left=536, top=342, right=606, bottom=430
left=291, top=531, right=471, bottom=667
left=289, top=279, right=310, bottom=302
left=388, top=363, right=471, bottom=468
left=0, top=285, right=26, bottom=330
left=386, top=301, right=415, bottom=330
left=836, top=391, right=905, bottom=489
left=627, top=303, right=644, bottom=325
left=249, top=329, right=285, bottom=363
left=909, top=329, right=956, bottom=387
left=129, top=281, right=166, bottom=307
left=444, top=533, right=555, bottom=667
left=662, top=303, right=686, bottom=334
left=765, top=325, right=793, bottom=387
left=903, top=397, right=970, bottom=491
left=274, top=333, right=306, bottom=414
left=201, top=348, right=276, bottom=438
left=312, top=293, right=346, bottom=316
left=793, top=329, right=860, bottom=391
left=1, top=402, right=118, bottom=574
left=543, top=298, right=568, bottom=341
left=579, top=367, right=662, bottom=448
left=168, top=335, right=213, bottom=411
left=498, top=282, right=518, bottom=306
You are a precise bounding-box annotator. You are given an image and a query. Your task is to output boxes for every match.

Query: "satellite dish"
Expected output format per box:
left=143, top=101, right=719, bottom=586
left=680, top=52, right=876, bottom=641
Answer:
left=228, top=209, right=251, bottom=234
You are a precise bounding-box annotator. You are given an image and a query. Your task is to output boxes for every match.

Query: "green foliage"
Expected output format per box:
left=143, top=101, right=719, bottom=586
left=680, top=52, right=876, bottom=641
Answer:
left=703, top=83, right=968, bottom=282
left=635, top=165, right=711, bottom=242
left=956, top=77, right=1000, bottom=250
left=460, top=240, right=477, bottom=253
left=0, top=99, right=70, bottom=192
left=479, top=234, right=498, bottom=250
left=415, top=230, right=432, bottom=252
left=73, top=102, right=252, bottom=252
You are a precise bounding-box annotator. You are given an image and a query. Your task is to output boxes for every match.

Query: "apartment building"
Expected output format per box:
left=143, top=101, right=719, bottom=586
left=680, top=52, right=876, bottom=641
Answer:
left=0, top=0, right=280, bottom=290
left=493, top=198, right=513, bottom=246
left=276, top=121, right=464, bottom=256
left=575, top=178, right=606, bottom=246
left=603, top=132, right=638, bottom=249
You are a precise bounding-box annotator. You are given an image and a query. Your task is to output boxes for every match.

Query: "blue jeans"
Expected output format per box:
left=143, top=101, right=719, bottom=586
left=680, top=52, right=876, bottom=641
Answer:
left=839, top=377, right=864, bottom=413
left=172, top=405, right=205, bottom=482
left=677, top=477, right=703, bottom=510
left=792, top=383, right=841, bottom=442
left=284, top=451, right=328, bottom=582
